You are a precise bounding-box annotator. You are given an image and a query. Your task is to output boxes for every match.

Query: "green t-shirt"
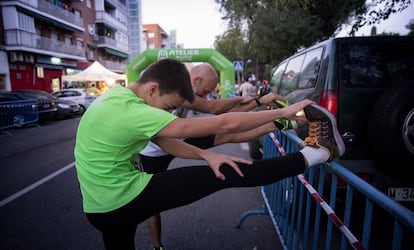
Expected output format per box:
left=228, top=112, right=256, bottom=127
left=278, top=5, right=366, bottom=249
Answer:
left=74, top=84, right=178, bottom=213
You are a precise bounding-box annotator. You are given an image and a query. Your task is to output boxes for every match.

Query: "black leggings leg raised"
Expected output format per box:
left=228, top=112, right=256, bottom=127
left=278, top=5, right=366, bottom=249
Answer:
left=86, top=151, right=306, bottom=249
left=140, top=135, right=216, bottom=173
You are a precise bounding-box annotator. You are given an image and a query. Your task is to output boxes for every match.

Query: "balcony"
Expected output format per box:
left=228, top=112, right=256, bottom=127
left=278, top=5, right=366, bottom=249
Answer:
left=3, top=30, right=85, bottom=60
left=101, top=59, right=127, bottom=73
left=104, top=0, right=127, bottom=13
left=96, top=35, right=128, bottom=57
left=95, top=11, right=127, bottom=33
left=1, top=0, right=84, bottom=31
left=39, top=0, right=83, bottom=29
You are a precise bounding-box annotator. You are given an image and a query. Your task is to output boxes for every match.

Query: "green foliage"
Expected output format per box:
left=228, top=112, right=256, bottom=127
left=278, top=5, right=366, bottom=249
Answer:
left=213, top=0, right=412, bottom=79
left=349, top=0, right=411, bottom=35
left=371, top=26, right=378, bottom=35
left=406, top=19, right=414, bottom=35
left=214, top=26, right=248, bottom=62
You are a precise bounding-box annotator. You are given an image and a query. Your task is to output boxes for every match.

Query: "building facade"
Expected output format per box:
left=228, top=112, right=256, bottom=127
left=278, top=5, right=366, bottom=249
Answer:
left=142, top=24, right=169, bottom=49
left=0, top=0, right=130, bottom=92
left=127, top=0, right=145, bottom=62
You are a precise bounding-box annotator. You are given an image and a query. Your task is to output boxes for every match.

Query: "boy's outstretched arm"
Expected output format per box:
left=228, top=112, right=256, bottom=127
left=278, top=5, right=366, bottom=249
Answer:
left=157, top=99, right=314, bottom=139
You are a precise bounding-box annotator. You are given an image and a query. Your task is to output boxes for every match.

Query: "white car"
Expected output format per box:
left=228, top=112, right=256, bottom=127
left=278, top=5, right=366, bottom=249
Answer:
left=51, top=88, right=96, bottom=114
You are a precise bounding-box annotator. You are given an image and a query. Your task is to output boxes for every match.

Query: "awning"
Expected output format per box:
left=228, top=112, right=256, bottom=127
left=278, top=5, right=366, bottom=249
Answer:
left=103, top=22, right=118, bottom=32
left=104, top=48, right=128, bottom=58
left=62, top=61, right=126, bottom=82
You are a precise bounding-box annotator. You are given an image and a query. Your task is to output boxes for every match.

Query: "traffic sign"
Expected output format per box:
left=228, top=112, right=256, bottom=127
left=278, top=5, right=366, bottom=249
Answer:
left=233, top=61, right=244, bottom=71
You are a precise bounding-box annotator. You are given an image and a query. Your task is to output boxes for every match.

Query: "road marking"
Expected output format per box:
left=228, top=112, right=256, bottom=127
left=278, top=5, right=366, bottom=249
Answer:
left=1, top=143, right=249, bottom=208
left=0, top=162, right=75, bottom=208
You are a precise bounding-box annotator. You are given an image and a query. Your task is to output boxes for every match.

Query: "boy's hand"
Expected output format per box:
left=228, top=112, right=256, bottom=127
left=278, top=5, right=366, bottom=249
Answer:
left=201, top=151, right=253, bottom=181
left=280, top=99, right=314, bottom=121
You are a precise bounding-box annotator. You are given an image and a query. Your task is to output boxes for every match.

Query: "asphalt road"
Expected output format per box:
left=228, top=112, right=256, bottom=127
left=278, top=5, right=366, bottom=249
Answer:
left=0, top=116, right=282, bottom=250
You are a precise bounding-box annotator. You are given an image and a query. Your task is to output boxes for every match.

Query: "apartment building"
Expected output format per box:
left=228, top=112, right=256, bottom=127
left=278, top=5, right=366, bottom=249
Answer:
left=142, top=24, right=169, bottom=49
left=0, top=0, right=130, bottom=92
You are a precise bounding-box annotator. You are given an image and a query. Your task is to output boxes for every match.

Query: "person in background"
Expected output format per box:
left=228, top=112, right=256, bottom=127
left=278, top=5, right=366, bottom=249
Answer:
left=139, top=63, right=290, bottom=250
left=239, top=78, right=255, bottom=97
left=74, top=58, right=345, bottom=250
left=98, top=81, right=109, bottom=94
left=86, top=82, right=101, bottom=96
left=234, top=80, right=241, bottom=96
left=250, top=73, right=257, bottom=85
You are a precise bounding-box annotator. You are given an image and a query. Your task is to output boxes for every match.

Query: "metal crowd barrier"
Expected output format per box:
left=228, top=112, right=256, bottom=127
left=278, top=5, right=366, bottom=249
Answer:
left=0, top=100, right=39, bottom=136
left=236, top=131, right=414, bottom=250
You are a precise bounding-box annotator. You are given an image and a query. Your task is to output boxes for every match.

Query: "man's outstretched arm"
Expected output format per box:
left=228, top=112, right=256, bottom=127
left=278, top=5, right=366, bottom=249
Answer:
left=182, top=95, right=254, bottom=114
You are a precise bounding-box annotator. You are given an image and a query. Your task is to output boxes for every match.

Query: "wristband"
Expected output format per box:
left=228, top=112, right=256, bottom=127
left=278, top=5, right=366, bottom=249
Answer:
left=255, top=97, right=262, bottom=106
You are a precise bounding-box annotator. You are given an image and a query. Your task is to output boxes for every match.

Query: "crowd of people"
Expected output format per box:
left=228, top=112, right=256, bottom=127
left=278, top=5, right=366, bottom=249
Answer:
left=234, top=74, right=269, bottom=98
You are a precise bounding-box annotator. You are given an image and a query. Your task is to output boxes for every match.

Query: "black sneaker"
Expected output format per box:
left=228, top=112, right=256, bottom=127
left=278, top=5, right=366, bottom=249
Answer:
left=303, top=104, right=345, bottom=161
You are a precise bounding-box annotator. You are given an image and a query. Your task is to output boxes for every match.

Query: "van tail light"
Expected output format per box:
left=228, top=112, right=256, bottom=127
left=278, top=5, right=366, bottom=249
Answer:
left=318, top=90, right=338, bottom=116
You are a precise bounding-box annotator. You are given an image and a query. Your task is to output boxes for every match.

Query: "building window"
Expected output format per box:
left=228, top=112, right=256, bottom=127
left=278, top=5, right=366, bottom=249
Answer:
left=148, top=32, right=155, bottom=38
left=87, top=0, right=91, bottom=8
left=65, top=35, right=72, bottom=45
left=76, top=39, right=83, bottom=48
left=37, top=67, right=44, bottom=78
left=148, top=43, right=155, bottom=49
left=19, top=64, right=26, bottom=70
left=0, top=75, right=6, bottom=91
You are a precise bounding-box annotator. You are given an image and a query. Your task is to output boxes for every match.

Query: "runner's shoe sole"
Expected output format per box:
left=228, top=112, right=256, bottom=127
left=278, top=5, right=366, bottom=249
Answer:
left=303, top=104, right=346, bottom=160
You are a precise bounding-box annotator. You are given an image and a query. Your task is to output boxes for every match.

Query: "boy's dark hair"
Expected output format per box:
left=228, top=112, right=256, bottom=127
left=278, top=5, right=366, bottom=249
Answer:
left=139, top=58, right=195, bottom=103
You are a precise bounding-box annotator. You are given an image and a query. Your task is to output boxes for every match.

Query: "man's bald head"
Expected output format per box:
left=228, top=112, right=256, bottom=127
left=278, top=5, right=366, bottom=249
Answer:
left=190, top=63, right=218, bottom=98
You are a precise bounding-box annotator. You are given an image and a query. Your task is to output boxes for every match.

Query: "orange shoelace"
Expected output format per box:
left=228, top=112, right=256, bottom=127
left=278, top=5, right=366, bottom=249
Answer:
left=303, top=121, right=329, bottom=146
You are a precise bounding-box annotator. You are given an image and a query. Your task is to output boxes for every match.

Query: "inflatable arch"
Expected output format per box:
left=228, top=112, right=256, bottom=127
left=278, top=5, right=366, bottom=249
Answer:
left=126, top=48, right=235, bottom=99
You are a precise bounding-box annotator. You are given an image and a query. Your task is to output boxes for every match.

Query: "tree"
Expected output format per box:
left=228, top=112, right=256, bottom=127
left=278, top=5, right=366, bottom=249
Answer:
left=349, top=0, right=412, bottom=36
left=371, top=26, right=377, bottom=35
left=213, top=0, right=412, bottom=75
left=214, top=24, right=248, bottom=63
left=406, top=19, right=414, bottom=35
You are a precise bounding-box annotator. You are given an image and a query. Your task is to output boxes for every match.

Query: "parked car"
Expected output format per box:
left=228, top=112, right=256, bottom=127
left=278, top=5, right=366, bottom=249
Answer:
left=54, top=98, right=82, bottom=119
left=0, top=89, right=57, bottom=124
left=51, top=88, right=96, bottom=114
left=249, top=36, right=414, bottom=204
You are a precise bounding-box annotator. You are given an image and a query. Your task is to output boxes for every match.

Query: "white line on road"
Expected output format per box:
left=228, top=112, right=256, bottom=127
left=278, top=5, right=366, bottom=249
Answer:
left=0, top=162, right=75, bottom=208
left=1, top=142, right=249, bottom=208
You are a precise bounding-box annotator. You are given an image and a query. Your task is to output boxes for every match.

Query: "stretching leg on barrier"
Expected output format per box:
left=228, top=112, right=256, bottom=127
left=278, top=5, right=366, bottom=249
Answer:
left=74, top=59, right=345, bottom=250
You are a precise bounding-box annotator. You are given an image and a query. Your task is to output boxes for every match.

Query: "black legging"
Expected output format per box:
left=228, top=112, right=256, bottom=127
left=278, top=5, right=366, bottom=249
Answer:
left=86, top=151, right=306, bottom=250
left=139, top=135, right=216, bottom=174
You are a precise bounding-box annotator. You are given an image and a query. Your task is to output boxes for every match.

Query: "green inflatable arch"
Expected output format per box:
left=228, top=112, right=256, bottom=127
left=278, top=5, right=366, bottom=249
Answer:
left=126, top=48, right=235, bottom=99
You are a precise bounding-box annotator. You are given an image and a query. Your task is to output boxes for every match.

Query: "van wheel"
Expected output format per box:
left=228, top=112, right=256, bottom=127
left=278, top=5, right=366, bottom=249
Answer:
left=79, top=105, right=86, bottom=115
left=368, top=81, right=414, bottom=179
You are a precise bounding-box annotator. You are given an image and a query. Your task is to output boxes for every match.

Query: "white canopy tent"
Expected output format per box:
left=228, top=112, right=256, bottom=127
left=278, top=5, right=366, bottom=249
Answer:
left=62, top=61, right=126, bottom=82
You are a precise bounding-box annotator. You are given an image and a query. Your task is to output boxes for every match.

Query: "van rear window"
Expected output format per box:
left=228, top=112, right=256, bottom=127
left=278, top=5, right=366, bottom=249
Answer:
left=340, top=41, right=414, bottom=87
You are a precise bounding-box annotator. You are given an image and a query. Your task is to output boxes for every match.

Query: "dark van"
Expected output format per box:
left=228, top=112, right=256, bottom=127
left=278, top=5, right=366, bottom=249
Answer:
left=250, top=36, right=414, bottom=203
